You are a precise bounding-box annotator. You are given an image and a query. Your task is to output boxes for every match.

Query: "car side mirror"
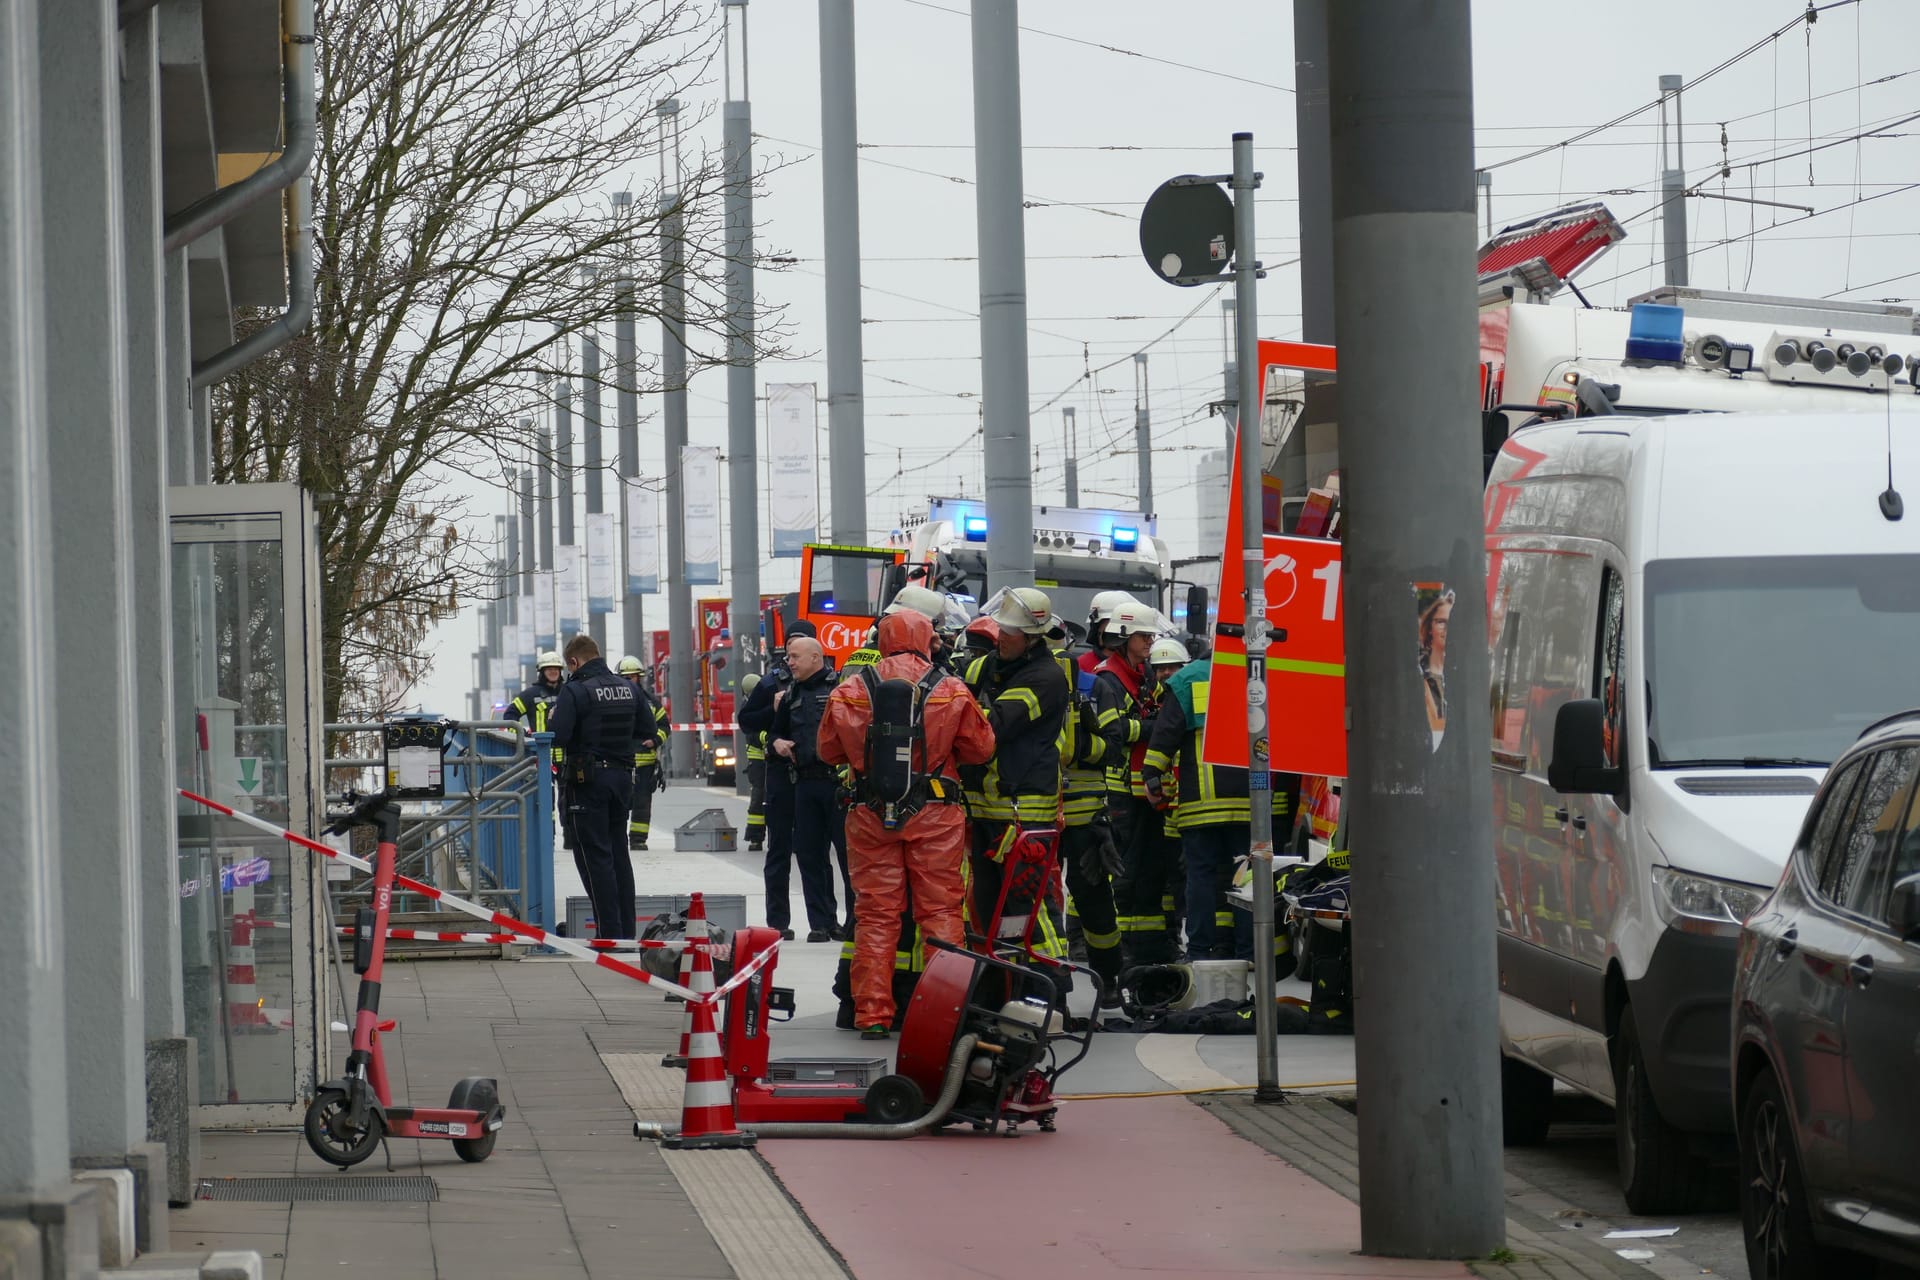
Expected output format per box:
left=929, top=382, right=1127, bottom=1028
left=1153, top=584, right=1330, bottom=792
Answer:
left=1546, top=698, right=1626, bottom=797
left=1890, top=872, right=1920, bottom=943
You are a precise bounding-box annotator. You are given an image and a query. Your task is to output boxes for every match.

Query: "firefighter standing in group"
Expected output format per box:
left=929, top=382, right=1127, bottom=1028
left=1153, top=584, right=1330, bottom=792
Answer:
left=1051, top=616, right=1125, bottom=1004
left=1094, top=602, right=1182, bottom=968
left=819, top=609, right=995, bottom=1039
left=548, top=635, right=639, bottom=939
left=740, top=673, right=768, bottom=852
left=513, top=651, right=574, bottom=856
left=963, top=588, right=1070, bottom=958
left=618, top=655, right=668, bottom=850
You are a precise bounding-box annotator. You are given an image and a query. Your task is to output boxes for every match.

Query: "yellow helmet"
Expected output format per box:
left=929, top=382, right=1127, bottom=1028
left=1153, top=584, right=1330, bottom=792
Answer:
left=616, top=655, right=643, bottom=676
left=537, top=650, right=563, bottom=670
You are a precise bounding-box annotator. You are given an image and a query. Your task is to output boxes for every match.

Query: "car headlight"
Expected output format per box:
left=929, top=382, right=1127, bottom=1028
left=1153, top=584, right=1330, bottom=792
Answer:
left=713, top=749, right=734, bottom=763
left=1652, top=867, right=1769, bottom=936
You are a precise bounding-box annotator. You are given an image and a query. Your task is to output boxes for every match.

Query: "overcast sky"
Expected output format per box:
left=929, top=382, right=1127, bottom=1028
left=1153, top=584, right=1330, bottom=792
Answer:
left=420, top=0, right=1918, bottom=714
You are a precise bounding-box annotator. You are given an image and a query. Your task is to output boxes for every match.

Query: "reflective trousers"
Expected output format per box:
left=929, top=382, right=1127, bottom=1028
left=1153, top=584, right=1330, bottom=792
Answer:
left=1181, top=822, right=1251, bottom=961
left=745, top=758, right=767, bottom=846
left=1111, top=796, right=1181, bottom=967
left=845, top=803, right=967, bottom=1029
left=1059, top=820, right=1123, bottom=992
left=628, top=764, right=658, bottom=841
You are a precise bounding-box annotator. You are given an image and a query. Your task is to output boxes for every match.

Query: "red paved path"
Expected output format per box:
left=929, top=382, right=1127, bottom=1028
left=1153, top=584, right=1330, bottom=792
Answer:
left=761, top=1097, right=1474, bottom=1279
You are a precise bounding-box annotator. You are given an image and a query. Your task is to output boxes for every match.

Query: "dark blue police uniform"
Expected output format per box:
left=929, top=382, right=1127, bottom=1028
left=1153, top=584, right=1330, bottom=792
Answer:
left=550, top=654, right=639, bottom=938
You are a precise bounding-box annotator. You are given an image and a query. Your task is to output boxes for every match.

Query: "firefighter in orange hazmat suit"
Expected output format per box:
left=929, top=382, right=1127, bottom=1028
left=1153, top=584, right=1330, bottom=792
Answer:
left=818, top=610, right=996, bottom=1037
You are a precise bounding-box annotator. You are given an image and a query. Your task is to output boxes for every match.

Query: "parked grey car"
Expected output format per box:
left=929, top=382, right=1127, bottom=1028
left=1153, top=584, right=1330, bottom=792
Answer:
left=1732, top=711, right=1920, bottom=1279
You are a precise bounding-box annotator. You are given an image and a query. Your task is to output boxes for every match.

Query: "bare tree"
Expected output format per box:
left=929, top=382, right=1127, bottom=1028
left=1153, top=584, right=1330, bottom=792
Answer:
left=212, top=0, right=785, bottom=717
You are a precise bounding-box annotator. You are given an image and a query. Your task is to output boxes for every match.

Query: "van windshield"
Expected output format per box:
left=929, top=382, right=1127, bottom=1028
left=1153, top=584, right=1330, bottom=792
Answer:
left=1646, top=556, right=1920, bottom=768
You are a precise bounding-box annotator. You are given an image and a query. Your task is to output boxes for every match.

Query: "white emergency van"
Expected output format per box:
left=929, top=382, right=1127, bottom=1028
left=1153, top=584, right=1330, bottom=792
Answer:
left=1486, top=398, right=1920, bottom=1214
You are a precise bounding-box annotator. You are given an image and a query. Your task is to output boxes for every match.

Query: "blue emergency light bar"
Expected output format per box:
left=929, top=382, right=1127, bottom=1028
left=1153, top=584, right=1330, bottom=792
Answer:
left=963, top=515, right=989, bottom=542
left=1110, top=525, right=1139, bottom=551
left=1625, top=302, right=1685, bottom=363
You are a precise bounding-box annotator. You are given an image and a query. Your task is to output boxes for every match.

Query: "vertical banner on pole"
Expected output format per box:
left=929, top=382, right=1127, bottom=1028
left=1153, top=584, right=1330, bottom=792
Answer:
left=516, top=615, right=535, bottom=668
left=556, top=545, right=584, bottom=636
left=766, top=382, right=819, bottom=556
left=533, top=570, right=557, bottom=649
left=682, top=445, right=722, bottom=585
left=586, top=511, right=617, bottom=614
left=625, top=479, right=660, bottom=593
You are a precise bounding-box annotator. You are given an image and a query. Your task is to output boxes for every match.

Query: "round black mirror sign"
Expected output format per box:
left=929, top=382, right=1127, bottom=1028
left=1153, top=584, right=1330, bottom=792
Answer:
left=1139, top=177, right=1234, bottom=286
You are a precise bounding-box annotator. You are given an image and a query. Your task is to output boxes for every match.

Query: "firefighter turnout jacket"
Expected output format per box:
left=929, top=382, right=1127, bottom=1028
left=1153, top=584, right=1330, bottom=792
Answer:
left=1140, top=659, right=1290, bottom=828
left=1090, top=655, right=1155, bottom=799
left=963, top=640, right=1069, bottom=826
left=511, top=677, right=567, bottom=763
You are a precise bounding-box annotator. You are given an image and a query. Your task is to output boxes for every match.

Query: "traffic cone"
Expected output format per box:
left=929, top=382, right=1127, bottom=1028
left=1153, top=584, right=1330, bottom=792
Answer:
left=227, top=892, right=268, bottom=1031
left=662, top=893, right=709, bottom=1069
left=661, top=930, right=754, bottom=1150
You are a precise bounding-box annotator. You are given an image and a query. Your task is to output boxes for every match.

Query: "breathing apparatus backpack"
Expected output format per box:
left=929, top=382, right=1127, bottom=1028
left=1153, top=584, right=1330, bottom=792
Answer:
left=858, top=664, right=954, bottom=828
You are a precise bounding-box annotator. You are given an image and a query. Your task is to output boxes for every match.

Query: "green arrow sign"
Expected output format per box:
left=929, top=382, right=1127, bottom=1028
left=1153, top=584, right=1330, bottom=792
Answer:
left=236, top=757, right=261, bottom=794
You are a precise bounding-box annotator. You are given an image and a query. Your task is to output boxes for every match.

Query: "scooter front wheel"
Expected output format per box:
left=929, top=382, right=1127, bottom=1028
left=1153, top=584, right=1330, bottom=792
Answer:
left=304, top=1089, right=384, bottom=1167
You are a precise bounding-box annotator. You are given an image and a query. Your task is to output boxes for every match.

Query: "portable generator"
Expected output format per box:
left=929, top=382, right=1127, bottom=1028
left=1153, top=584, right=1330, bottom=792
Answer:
left=641, top=927, right=1094, bottom=1140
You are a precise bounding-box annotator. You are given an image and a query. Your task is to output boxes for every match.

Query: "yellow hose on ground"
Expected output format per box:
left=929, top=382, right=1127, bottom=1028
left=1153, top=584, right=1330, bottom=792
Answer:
left=1060, top=1079, right=1356, bottom=1100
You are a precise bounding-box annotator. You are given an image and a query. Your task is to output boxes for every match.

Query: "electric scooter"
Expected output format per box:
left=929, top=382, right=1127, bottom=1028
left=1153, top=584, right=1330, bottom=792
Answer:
left=303, top=789, right=506, bottom=1167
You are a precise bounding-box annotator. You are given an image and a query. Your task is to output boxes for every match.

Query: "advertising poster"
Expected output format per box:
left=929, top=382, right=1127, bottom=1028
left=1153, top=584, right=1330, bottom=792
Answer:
left=683, top=445, right=722, bottom=585
left=766, top=382, right=819, bottom=556
left=556, top=544, right=583, bottom=636
left=586, top=511, right=617, bottom=615
left=625, top=479, right=660, bottom=594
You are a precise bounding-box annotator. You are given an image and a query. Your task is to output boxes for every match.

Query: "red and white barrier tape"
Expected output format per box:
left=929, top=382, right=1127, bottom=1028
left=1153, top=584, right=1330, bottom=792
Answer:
left=178, top=789, right=706, bottom=1002
left=669, top=722, right=735, bottom=732
left=705, top=936, right=781, bottom=1005
left=333, top=926, right=728, bottom=955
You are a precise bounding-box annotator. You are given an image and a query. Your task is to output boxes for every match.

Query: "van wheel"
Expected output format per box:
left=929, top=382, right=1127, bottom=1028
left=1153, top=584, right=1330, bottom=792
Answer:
left=1613, top=1007, right=1712, bottom=1214
left=1501, top=1055, right=1554, bottom=1147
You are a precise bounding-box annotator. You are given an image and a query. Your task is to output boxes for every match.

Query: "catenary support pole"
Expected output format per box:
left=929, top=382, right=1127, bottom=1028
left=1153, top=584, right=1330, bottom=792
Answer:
left=1062, top=407, right=1078, bottom=506
left=612, top=192, right=644, bottom=660
left=723, top=2, right=760, bottom=795
left=820, top=0, right=869, bottom=603
left=555, top=372, right=575, bottom=549
left=518, top=458, right=535, bottom=679
left=660, top=98, right=696, bottom=776
left=1229, top=135, right=1281, bottom=1106
left=1132, top=353, right=1152, bottom=514
left=538, top=427, right=556, bottom=575
left=972, top=0, right=1034, bottom=594
left=1660, top=73, right=1688, bottom=288
left=1327, top=1, right=1505, bottom=1257
left=582, top=299, right=607, bottom=649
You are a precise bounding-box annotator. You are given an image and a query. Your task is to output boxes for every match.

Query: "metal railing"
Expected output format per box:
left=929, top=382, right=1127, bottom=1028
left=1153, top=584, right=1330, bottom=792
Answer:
left=322, top=719, right=556, bottom=928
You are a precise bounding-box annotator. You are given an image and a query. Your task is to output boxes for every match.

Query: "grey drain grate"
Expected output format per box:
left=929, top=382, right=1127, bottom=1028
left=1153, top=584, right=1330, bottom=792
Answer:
left=196, top=1175, right=439, bottom=1203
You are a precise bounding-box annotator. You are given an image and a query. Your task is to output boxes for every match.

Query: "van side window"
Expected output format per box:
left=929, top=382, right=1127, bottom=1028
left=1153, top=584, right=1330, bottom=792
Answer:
left=1488, top=555, right=1528, bottom=766
left=1595, top=567, right=1626, bottom=770
left=1803, top=759, right=1864, bottom=888
left=1824, top=748, right=1919, bottom=914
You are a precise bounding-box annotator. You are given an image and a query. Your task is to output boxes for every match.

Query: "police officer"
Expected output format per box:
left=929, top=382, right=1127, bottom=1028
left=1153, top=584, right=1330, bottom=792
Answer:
left=617, top=656, right=668, bottom=850
left=549, top=635, right=640, bottom=939
left=765, top=635, right=843, bottom=942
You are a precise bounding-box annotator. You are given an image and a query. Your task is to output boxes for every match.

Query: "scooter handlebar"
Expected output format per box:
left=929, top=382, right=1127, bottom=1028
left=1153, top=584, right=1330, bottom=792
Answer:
left=324, top=788, right=396, bottom=836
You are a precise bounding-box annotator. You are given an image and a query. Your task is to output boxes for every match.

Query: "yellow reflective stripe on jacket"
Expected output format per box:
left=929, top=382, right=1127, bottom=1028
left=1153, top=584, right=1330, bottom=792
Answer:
left=996, top=685, right=1042, bottom=720
left=1142, top=748, right=1173, bottom=775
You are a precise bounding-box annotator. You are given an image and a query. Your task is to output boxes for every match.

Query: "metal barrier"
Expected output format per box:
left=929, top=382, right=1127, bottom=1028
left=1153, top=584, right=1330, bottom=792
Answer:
left=322, top=720, right=556, bottom=929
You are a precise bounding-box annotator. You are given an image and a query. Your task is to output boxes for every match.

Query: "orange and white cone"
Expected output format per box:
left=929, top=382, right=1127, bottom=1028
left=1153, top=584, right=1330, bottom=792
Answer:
left=662, top=893, right=710, bottom=1069
left=660, top=924, right=754, bottom=1150
left=227, top=890, right=268, bottom=1031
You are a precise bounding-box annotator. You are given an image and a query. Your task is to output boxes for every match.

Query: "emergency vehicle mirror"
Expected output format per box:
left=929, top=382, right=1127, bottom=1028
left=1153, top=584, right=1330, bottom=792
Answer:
left=1140, top=176, right=1235, bottom=286
left=1481, top=411, right=1510, bottom=479
left=1186, top=584, right=1210, bottom=632
left=1545, top=699, right=1622, bottom=797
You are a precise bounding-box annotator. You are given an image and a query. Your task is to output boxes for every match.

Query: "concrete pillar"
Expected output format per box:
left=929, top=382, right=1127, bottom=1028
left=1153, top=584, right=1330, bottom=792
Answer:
left=0, top=0, right=75, bottom=1208
left=40, top=0, right=149, bottom=1168
left=118, top=6, right=186, bottom=1242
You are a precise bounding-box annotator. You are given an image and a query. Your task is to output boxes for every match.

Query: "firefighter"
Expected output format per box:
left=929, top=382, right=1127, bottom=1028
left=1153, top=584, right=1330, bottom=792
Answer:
left=1093, top=602, right=1180, bottom=967
left=964, top=588, right=1070, bottom=959
left=819, top=609, right=994, bottom=1038
left=1079, top=592, right=1139, bottom=690
left=618, top=656, right=667, bottom=850
left=1053, top=615, right=1124, bottom=1004
left=549, top=635, right=639, bottom=939
left=740, top=673, right=768, bottom=852
left=513, top=651, right=573, bottom=853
